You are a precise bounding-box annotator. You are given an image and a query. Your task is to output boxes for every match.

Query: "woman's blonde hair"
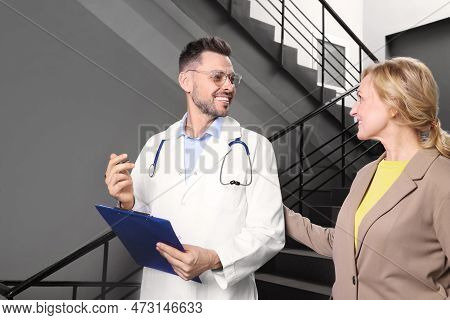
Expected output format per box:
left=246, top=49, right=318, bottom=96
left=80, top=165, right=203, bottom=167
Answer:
left=362, top=57, right=450, bottom=158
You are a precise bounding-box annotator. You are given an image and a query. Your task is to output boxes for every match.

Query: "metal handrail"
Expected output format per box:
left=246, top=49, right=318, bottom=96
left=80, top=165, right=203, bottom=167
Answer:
left=2, top=231, right=116, bottom=299
left=281, top=132, right=356, bottom=189
left=254, top=0, right=282, bottom=27
left=2, top=280, right=140, bottom=288
left=266, top=0, right=355, bottom=85
left=281, top=138, right=363, bottom=192
left=318, top=0, right=378, bottom=62
left=301, top=133, right=358, bottom=173
left=301, top=140, right=365, bottom=188
left=268, top=85, right=358, bottom=142
left=297, top=142, right=381, bottom=202
left=255, top=0, right=357, bottom=90
left=286, top=0, right=361, bottom=73
left=92, top=267, right=142, bottom=300
left=279, top=122, right=358, bottom=175
left=282, top=10, right=358, bottom=88
left=283, top=3, right=359, bottom=83
left=285, top=141, right=380, bottom=203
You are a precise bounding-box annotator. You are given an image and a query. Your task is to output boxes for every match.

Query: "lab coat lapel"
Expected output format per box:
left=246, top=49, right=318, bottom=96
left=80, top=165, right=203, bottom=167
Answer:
left=182, top=117, right=242, bottom=196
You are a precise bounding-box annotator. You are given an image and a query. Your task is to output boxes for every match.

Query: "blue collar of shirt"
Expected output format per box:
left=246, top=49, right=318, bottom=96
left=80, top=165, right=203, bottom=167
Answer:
left=176, top=113, right=224, bottom=140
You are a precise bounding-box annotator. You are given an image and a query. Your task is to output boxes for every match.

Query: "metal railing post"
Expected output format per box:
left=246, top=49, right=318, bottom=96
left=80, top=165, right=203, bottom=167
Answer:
left=299, top=123, right=304, bottom=213
left=280, top=0, right=286, bottom=66
left=321, top=4, right=325, bottom=104
left=359, top=47, right=362, bottom=80
left=101, top=242, right=109, bottom=300
left=341, top=97, right=346, bottom=187
left=72, top=286, right=78, bottom=300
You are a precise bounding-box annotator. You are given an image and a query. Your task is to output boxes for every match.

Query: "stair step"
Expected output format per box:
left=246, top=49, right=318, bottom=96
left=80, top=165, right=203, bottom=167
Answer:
left=303, top=205, right=340, bottom=227
left=281, top=248, right=332, bottom=260
left=256, top=273, right=331, bottom=299
left=330, top=187, right=351, bottom=203
left=284, top=236, right=311, bottom=250
left=273, top=248, right=335, bottom=286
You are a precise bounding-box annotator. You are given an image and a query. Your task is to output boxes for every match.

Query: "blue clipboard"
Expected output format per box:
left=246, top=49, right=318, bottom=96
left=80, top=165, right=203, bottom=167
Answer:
left=95, top=204, right=201, bottom=283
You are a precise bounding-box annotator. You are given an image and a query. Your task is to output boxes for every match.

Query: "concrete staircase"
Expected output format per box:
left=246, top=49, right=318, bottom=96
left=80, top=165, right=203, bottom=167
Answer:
left=257, top=186, right=350, bottom=299
left=217, top=0, right=340, bottom=106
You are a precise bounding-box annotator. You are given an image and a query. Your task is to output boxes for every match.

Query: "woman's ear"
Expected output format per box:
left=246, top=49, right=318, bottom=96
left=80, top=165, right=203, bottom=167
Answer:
left=390, top=107, right=398, bottom=118
left=178, top=72, right=192, bottom=93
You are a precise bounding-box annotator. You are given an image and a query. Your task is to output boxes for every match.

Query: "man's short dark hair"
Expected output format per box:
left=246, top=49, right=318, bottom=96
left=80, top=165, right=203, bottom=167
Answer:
left=179, top=37, right=232, bottom=72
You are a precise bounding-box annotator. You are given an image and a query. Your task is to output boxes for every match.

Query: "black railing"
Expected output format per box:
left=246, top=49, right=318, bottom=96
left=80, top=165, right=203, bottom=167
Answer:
left=224, top=0, right=381, bottom=213
left=253, top=0, right=358, bottom=96
left=269, top=85, right=381, bottom=213
left=0, top=231, right=140, bottom=300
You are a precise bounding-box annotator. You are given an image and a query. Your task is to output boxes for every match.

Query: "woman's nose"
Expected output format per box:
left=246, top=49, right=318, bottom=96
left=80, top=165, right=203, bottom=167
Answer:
left=349, top=102, right=358, bottom=117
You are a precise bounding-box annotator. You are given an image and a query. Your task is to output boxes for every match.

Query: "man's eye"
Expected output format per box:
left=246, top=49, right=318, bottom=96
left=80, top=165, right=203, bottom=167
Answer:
left=212, top=73, right=225, bottom=81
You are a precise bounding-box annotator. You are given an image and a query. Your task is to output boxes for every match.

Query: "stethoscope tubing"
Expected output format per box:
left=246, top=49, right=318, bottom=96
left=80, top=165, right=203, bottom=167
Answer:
left=148, top=138, right=252, bottom=186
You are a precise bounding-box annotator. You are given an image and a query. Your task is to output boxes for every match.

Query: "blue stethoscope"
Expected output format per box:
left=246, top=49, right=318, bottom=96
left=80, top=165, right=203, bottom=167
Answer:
left=148, top=138, right=253, bottom=186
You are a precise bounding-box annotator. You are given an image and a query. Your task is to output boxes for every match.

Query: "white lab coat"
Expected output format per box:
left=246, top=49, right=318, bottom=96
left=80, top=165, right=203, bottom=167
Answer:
left=131, top=116, right=285, bottom=299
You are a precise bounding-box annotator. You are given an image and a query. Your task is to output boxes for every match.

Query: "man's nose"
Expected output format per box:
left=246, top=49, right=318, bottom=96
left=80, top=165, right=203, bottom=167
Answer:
left=221, top=75, right=234, bottom=91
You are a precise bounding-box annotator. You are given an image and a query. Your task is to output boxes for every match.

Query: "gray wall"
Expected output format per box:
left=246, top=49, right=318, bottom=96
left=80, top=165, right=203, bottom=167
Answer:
left=386, top=18, right=450, bottom=130
left=0, top=0, right=183, bottom=299
left=363, top=0, right=449, bottom=64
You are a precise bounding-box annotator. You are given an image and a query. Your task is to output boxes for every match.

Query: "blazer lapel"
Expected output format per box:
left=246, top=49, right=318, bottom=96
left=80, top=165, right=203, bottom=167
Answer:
left=355, top=173, right=417, bottom=258
left=355, top=148, right=440, bottom=258
left=337, top=157, right=380, bottom=259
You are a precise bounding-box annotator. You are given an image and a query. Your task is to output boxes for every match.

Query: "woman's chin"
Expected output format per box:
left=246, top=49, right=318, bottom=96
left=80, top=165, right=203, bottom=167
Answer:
left=357, top=131, right=370, bottom=141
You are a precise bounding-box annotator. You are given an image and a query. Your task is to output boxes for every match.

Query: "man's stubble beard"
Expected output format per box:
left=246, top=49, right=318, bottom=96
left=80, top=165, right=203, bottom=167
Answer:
left=191, top=84, right=230, bottom=118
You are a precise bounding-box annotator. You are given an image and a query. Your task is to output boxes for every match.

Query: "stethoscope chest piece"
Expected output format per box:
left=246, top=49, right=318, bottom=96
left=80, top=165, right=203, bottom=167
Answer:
left=220, top=138, right=252, bottom=186
left=148, top=164, right=156, bottom=178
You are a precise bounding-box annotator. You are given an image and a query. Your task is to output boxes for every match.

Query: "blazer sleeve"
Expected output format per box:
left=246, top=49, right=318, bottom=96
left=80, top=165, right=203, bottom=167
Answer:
left=434, top=195, right=450, bottom=266
left=284, top=205, right=334, bottom=257
left=211, top=136, right=285, bottom=289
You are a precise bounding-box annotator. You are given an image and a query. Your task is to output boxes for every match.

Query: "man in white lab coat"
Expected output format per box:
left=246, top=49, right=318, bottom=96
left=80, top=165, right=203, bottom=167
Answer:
left=104, top=37, right=285, bottom=299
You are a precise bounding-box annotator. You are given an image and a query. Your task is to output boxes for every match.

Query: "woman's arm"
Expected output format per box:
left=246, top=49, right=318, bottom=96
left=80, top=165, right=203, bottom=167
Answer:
left=284, top=205, right=334, bottom=257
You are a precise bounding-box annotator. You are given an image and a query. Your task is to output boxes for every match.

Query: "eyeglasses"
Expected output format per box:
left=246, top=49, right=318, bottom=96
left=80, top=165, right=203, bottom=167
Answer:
left=186, top=69, right=242, bottom=87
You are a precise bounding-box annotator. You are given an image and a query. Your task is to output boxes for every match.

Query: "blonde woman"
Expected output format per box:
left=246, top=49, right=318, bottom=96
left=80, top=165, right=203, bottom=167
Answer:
left=285, top=57, right=450, bottom=299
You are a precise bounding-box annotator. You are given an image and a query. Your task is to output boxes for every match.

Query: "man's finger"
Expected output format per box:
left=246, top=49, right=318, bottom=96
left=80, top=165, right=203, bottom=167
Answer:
left=156, top=245, right=186, bottom=268
left=111, top=180, right=132, bottom=196
left=172, top=267, right=188, bottom=281
left=156, top=243, right=186, bottom=262
left=105, top=153, right=129, bottom=178
left=107, top=162, right=135, bottom=183
left=108, top=173, right=132, bottom=189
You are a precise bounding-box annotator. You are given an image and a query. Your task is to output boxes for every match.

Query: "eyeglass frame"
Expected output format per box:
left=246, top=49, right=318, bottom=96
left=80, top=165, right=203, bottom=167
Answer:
left=184, top=69, right=242, bottom=87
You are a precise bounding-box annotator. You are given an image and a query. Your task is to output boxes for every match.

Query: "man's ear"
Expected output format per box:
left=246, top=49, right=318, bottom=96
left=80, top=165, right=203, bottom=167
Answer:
left=178, top=72, right=192, bottom=93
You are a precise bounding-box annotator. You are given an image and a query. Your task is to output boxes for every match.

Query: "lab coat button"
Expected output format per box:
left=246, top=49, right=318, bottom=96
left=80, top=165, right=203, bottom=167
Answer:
left=352, top=275, right=356, bottom=285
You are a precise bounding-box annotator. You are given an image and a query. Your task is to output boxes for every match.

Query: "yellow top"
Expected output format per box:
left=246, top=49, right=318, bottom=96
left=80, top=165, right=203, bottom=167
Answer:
left=354, top=160, right=409, bottom=248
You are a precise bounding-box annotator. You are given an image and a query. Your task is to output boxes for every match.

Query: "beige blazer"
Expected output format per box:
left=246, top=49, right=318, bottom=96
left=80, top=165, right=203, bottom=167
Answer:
left=285, top=148, right=450, bottom=299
